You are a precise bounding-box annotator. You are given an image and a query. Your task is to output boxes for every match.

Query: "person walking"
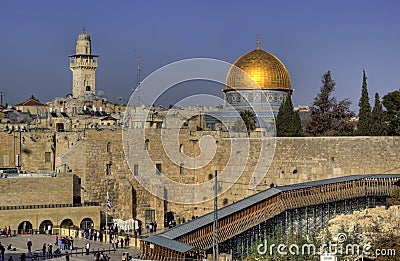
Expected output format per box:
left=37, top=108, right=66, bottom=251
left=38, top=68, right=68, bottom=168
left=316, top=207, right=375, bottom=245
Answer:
left=47, top=243, right=53, bottom=258
left=0, top=242, right=5, bottom=260
left=85, top=242, right=90, bottom=255
left=27, top=239, right=32, bottom=253
left=42, top=243, right=46, bottom=258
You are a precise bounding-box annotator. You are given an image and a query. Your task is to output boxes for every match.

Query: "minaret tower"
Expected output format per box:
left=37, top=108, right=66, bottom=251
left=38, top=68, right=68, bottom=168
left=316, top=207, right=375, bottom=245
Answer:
left=69, top=29, right=98, bottom=98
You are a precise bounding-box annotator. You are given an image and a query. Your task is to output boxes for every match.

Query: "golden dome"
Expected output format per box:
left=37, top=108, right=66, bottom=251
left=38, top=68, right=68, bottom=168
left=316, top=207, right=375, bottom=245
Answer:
left=225, top=48, right=291, bottom=91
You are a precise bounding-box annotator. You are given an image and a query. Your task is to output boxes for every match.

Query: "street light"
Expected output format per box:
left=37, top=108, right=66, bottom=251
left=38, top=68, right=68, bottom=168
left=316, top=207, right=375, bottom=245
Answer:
left=213, top=170, right=219, bottom=261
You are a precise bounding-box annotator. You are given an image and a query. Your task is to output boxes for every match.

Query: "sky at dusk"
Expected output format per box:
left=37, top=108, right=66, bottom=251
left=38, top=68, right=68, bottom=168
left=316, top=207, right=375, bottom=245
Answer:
left=0, top=0, right=399, bottom=111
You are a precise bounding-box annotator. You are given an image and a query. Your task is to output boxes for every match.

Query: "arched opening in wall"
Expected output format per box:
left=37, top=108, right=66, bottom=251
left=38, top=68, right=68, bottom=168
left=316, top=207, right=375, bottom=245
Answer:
left=86, top=86, right=91, bottom=92
left=144, top=139, right=149, bottom=150
left=179, top=144, right=183, bottom=153
left=164, top=211, right=175, bottom=228
left=39, top=220, right=53, bottom=234
left=18, top=221, right=33, bottom=234
left=106, top=142, right=112, bottom=153
left=80, top=218, right=94, bottom=229
left=60, top=219, right=74, bottom=229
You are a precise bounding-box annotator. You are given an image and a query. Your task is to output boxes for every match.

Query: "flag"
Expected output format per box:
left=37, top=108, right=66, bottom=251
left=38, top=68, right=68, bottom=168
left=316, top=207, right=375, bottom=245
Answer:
left=107, top=191, right=111, bottom=211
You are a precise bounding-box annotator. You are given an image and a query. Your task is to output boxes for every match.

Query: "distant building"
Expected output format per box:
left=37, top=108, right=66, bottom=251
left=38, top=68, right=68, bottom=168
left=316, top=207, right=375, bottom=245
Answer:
left=69, top=30, right=98, bottom=98
left=294, top=105, right=311, bottom=127
left=15, top=96, right=48, bottom=116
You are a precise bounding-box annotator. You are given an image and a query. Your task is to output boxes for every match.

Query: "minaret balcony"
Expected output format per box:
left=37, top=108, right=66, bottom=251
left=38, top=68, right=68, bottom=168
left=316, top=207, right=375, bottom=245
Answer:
left=70, top=60, right=98, bottom=69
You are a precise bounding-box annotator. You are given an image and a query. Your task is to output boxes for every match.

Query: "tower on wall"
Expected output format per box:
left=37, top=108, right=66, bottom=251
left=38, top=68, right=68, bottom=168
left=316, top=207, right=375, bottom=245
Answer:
left=69, top=30, right=98, bottom=98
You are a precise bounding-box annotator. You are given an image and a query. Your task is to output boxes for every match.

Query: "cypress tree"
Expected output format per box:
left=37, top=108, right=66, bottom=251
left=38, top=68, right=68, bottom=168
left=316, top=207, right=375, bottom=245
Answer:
left=370, top=93, right=387, bottom=136
left=356, top=69, right=372, bottom=135
left=276, top=94, right=303, bottom=136
left=239, top=109, right=256, bottom=135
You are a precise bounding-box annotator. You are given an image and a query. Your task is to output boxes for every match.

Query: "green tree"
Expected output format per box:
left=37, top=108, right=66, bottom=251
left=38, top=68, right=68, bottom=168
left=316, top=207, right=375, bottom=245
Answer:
left=356, top=69, right=372, bottom=135
left=276, top=94, right=303, bottom=136
left=305, top=71, right=355, bottom=136
left=382, top=90, right=400, bottom=135
left=389, top=189, right=400, bottom=205
left=370, top=93, right=387, bottom=136
left=240, top=109, right=256, bottom=135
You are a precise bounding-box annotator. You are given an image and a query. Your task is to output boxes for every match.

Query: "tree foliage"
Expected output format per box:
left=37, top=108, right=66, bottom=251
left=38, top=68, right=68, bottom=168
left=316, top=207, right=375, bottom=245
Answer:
left=370, top=93, right=387, bottom=136
left=240, top=109, right=256, bottom=135
left=382, top=90, right=400, bottom=135
left=276, top=94, right=303, bottom=137
left=305, top=71, right=355, bottom=136
left=356, top=70, right=372, bottom=135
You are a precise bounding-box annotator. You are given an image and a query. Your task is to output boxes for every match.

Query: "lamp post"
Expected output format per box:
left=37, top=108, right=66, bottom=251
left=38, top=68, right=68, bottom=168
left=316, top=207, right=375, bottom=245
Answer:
left=213, top=170, right=219, bottom=261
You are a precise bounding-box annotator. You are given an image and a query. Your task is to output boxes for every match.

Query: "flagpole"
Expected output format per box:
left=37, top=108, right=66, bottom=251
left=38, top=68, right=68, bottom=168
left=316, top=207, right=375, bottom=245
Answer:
left=106, top=191, right=108, bottom=243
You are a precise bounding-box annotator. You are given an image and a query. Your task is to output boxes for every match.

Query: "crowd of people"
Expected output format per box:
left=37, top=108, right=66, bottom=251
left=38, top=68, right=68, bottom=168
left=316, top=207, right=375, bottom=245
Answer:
left=0, top=223, right=139, bottom=261
left=0, top=227, right=11, bottom=238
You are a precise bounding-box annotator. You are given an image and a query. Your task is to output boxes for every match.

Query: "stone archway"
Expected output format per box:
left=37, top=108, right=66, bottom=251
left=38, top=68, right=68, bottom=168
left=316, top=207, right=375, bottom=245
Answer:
left=39, top=220, right=53, bottom=234
left=60, top=218, right=74, bottom=228
left=18, top=221, right=33, bottom=234
left=80, top=218, right=94, bottom=229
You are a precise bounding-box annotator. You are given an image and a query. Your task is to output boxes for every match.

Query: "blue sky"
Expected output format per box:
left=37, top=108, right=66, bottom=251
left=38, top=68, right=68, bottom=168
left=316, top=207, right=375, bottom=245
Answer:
left=0, top=0, right=399, bottom=111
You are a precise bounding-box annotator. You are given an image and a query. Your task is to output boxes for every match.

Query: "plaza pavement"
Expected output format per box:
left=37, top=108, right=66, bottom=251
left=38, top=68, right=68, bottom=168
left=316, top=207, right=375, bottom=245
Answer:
left=0, top=234, right=141, bottom=261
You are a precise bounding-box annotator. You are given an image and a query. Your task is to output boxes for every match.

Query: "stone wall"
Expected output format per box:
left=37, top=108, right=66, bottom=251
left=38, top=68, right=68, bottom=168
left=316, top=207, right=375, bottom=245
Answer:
left=0, top=174, right=77, bottom=206
left=1, top=129, right=400, bottom=227
left=0, top=205, right=101, bottom=231
left=57, top=129, right=400, bottom=225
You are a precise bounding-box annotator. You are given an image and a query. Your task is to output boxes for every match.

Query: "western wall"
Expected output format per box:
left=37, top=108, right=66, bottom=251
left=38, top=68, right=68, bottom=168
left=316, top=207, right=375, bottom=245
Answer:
left=2, top=128, right=399, bottom=227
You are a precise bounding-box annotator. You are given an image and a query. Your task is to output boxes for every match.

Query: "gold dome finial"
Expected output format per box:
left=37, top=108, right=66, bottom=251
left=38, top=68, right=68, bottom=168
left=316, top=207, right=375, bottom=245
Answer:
left=256, top=35, right=260, bottom=50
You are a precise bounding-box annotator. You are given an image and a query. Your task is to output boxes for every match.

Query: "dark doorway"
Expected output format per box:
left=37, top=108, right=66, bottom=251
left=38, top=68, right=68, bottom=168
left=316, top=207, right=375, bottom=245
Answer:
left=18, top=221, right=33, bottom=234
left=164, top=211, right=175, bottom=228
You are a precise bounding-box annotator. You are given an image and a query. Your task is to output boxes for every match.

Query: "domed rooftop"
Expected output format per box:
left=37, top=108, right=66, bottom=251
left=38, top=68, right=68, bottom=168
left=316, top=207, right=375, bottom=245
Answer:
left=78, top=30, right=91, bottom=41
left=225, top=39, right=291, bottom=91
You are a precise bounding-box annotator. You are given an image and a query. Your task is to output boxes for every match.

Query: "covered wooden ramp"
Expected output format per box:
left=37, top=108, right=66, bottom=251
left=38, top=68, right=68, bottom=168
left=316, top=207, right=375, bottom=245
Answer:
left=140, top=174, right=400, bottom=260
left=141, top=235, right=205, bottom=260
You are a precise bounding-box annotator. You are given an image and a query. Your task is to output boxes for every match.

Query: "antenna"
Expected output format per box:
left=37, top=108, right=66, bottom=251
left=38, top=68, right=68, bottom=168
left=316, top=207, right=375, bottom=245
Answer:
left=137, top=56, right=142, bottom=105
left=133, top=49, right=145, bottom=106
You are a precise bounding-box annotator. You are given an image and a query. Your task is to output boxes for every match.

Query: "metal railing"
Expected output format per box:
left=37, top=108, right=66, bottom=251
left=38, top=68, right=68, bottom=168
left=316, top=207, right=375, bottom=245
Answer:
left=18, top=247, right=116, bottom=261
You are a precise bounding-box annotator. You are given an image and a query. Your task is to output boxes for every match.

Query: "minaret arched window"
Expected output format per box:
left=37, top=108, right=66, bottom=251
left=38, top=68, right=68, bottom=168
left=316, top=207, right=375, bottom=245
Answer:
left=106, top=142, right=112, bottom=153
left=86, top=86, right=91, bottom=92
left=144, top=139, right=149, bottom=150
